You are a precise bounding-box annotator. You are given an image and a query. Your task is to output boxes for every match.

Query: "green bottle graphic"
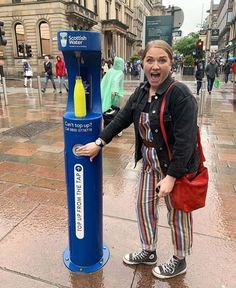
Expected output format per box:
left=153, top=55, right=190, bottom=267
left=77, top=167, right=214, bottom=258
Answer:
left=74, top=76, right=87, bottom=117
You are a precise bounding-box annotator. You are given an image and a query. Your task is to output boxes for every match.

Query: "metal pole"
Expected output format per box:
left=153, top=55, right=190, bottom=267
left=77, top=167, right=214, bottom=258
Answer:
left=37, top=75, right=42, bottom=106
left=2, top=76, right=8, bottom=106
left=198, top=79, right=206, bottom=117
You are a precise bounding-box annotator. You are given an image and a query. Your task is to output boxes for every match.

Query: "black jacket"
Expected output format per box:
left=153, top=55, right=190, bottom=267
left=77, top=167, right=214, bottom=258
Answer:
left=195, top=68, right=204, bottom=80
left=100, top=75, right=199, bottom=178
left=44, top=61, right=53, bottom=76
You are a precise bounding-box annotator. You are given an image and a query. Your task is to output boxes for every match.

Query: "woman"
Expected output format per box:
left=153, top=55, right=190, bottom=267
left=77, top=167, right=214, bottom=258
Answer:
left=76, top=40, right=199, bottom=279
left=195, top=60, right=204, bottom=95
left=55, top=55, right=68, bottom=94
left=23, top=59, right=33, bottom=88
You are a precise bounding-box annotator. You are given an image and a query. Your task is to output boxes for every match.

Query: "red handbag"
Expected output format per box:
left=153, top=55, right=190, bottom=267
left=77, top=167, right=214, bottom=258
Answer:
left=160, top=82, right=209, bottom=213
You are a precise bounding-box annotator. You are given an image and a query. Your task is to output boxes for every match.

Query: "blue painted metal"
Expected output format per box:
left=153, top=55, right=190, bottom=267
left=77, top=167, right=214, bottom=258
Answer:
left=58, top=30, right=110, bottom=273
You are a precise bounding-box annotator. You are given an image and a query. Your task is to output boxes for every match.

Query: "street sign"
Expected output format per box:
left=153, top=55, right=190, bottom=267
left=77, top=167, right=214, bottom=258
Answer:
left=145, top=15, right=172, bottom=45
left=172, top=30, right=182, bottom=37
left=211, top=29, right=219, bottom=36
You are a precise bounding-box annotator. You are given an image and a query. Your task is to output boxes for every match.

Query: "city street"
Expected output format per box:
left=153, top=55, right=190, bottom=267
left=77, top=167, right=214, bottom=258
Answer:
left=0, top=74, right=236, bottom=288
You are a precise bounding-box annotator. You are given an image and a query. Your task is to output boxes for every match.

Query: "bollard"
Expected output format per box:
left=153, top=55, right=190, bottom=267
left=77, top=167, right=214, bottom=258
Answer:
left=37, top=75, right=43, bottom=106
left=2, top=77, right=8, bottom=106
left=58, top=30, right=110, bottom=273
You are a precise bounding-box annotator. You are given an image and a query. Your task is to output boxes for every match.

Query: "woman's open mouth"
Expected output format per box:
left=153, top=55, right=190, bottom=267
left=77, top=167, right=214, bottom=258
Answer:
left=150, top=72, right=161, bottom=81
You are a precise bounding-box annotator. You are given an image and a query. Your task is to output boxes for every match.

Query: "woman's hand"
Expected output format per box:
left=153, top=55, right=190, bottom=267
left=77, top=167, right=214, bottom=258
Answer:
left=156, top=175, right=176, bottom=198
left=75, top=142, right=101, bottom=162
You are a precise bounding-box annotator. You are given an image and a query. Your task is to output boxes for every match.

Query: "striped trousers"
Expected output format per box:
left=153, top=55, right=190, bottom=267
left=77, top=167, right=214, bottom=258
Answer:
left=136, top=165, right=193, bottom=257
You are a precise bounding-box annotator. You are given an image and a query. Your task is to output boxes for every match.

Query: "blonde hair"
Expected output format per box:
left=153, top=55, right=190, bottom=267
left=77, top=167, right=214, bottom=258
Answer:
left=141, top=40, right=173, bottom=62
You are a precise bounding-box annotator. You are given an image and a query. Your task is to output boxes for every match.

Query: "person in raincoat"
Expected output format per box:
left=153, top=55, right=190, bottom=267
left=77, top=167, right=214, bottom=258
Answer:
left=55, top=55, right=68, bottom=94
left=101, top=56, right=124, bottom=113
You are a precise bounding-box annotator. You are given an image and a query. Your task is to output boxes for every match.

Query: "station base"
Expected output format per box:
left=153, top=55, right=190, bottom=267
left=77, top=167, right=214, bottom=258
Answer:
left=63, top=244, right=110, bottom=273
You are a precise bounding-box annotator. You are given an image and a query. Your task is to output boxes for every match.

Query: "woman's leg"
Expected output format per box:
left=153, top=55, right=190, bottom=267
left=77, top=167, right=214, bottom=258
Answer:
left=196, top=80, right=201, bottom=94
left=29, top=77, right=32, bottom=88
left=24, top=77, right=27, bottom=87
left=62, top=77, right=68, bottom=91
left=58, top=76, right=62, bottom=92
left=165, top=195, right=193, bottom=257
left=136, top=166, right=159, bottom=251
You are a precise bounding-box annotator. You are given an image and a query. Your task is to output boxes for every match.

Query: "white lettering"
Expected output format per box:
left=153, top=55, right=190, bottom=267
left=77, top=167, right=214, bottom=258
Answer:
left=74, top=164, right=84, bottom=239
left=68, top=35, right=87, bottom=46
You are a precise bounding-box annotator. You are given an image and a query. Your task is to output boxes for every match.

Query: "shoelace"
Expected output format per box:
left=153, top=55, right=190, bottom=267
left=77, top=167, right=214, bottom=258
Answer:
left=132, top=250, right=149, bottom=261
left=161, top=257, right=179, bottom=273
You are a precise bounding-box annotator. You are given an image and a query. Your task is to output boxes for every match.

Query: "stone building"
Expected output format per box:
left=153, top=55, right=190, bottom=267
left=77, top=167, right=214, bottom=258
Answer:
left=215, top=0, right=234, bottom=59
left=205, top=0, right=236, bottom=60
left=0, top=0, right=164, bottom=77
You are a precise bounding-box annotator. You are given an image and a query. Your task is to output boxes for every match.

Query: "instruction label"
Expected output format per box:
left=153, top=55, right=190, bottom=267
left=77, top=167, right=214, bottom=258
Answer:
left=74, top=164, right=84, bottom=239
left=65, top=121, right=92, bottom=133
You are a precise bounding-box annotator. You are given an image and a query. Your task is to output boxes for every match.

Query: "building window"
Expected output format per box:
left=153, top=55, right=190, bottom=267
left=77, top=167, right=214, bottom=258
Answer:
left=12, top=0, right=21, bottom=3
left=116, top=7, right=119, bottom=20
left=39, top=21, right=50, bottom=57
left=15, top=23, right=25, bottom=57
left=93, top=0, right=98, bottom=14
left=105, top=1, right=110, bottom=20
left=115, top=4, right=120, bottom=21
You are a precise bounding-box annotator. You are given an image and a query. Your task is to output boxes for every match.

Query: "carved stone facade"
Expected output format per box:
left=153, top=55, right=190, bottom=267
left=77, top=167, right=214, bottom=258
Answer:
left=0, top=0, right=164, bottom=76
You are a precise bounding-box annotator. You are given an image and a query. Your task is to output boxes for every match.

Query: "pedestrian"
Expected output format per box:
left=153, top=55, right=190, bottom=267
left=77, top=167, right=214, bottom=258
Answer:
left=195, top=60, right=204, bottom=95
left=223, top=60, right=231, bottom=84
left=55, top=55, right=68, bottom=94
left=205, top=58, right=219, bottom=94
left=101, top=56, right=124, bottom=136
left=101, top=59, right=109, bottom=77
left=101, top=56, right=124, bottom=113
left=22, top=59, right=33, bottom=88
left=231, top=60, right=236, bottom=83
left=75, top=40, right=199, bottom=279
left=41, top=56, right=56, bottom=93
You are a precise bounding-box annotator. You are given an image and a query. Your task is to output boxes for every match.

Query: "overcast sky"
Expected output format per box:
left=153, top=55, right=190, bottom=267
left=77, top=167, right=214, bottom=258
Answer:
left=162, top=0, right=220, bottom=36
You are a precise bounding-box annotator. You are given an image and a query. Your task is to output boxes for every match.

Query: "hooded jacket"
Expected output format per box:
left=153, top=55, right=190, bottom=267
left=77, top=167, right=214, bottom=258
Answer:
left=56, top=56, right=66, bottom=77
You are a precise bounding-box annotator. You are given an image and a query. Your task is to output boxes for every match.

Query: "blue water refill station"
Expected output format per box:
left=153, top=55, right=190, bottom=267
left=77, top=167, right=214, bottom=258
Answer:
left=58, top=30, right=109, bottom=273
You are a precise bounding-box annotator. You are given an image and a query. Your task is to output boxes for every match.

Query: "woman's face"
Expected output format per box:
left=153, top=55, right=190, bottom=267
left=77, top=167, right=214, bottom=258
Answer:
left=143, top=47, right=172, bottom=90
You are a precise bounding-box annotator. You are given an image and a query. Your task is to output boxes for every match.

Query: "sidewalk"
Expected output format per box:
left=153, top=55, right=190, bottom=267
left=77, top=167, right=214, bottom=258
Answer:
left=0, top=76, right=236, bottom=288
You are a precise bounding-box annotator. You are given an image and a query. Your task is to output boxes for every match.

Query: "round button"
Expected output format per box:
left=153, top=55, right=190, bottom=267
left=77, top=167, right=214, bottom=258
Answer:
left=159, top=147, right=163, bottom=151
left=152, top=110, right=156, bottom=114
left=155, top=129, right=158, bottom=133
left=154, top=96, right=158, bottom=99
left=164, top=163, right=168, bottom=167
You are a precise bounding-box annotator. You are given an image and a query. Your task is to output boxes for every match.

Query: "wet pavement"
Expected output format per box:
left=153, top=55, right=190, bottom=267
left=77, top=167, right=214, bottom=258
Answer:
left=0, top=74, right=236, bottom=288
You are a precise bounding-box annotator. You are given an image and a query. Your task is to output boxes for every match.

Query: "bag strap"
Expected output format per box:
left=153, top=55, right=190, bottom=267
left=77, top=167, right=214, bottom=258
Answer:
left=159, top=81, right=205, bottom=164
left=159, top=81, right=176, bottom=160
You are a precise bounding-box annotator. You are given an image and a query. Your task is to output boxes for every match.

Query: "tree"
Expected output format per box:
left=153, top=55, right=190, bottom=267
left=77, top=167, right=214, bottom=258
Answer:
left=173, top=33, right=199, bottom=57
left=184, top=55, right=195, bottom=67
